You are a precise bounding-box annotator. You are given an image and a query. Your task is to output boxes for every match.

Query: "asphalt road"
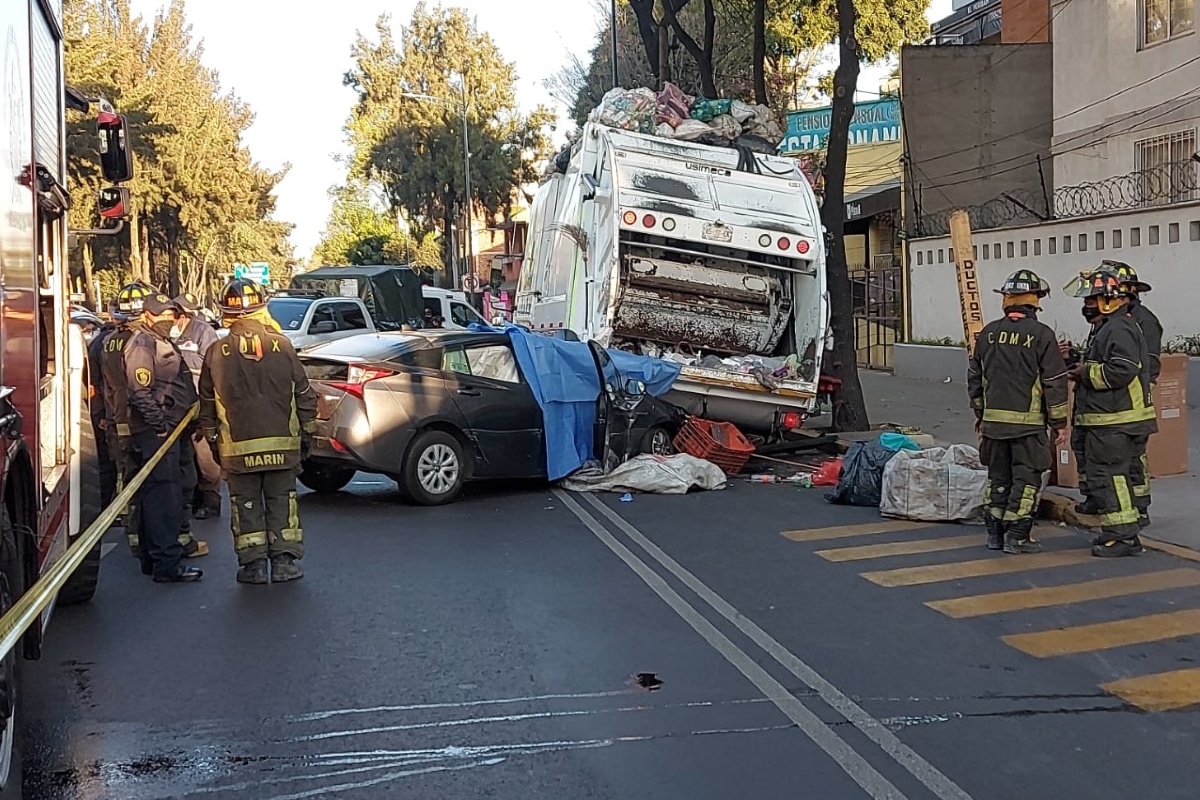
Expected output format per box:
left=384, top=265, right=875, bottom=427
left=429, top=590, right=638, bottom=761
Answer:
left=21, top=474, right=1200, bottom=799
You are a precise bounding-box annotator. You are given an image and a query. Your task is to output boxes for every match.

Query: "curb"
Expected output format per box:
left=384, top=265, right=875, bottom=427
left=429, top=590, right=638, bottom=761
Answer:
left=1039, top=491, right=1200, bottom=564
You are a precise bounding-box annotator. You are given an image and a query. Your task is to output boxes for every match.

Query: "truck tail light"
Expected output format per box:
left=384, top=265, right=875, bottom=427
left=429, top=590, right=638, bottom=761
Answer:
left=329, top=365, right=395, bottom=399
left=662, top=217, right=676, bottom=231
left=758, top=234, right=771, bottom=247
left=777, top=237, right=791, bottom=250
left=642, top=214, right=657, bottom=228
left=781, top=412, right=803, bottom=430
left=796, top=240, right=810, bottom=254
left=622, top=210, right=637, bottom=225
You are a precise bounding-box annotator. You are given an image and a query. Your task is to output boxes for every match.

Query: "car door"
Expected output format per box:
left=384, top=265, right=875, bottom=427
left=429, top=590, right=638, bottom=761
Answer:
left=449, top=300, right=487, bottom=330
left=330, top=301, right=371, bottom=342
left=440, top=341, right=545, bottom=478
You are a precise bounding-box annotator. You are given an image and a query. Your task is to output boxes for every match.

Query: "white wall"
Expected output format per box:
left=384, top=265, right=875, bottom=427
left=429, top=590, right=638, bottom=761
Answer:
left=1052, top=0, right=1200, bottom=187
left=908, top=201, right=1200, bottom=344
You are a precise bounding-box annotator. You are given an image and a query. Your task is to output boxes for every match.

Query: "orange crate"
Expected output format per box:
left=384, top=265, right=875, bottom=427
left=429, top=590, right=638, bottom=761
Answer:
left=672, top=417, right=756, bottom=475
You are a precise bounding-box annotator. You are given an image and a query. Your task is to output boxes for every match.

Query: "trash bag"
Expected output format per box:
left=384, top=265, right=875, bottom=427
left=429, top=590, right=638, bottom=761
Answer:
left=655, top=82, right=692, bottom=127
left=879, top=445, right=988, bottom=522
left=591, top=87, right=658, bottom=132
left=824, top=440, right=900, bottom=507
left=674, top=119, right=715, bottom=141
left=560, top=454, right=727, bottom=495
left=690, top=97, right=733, bottom=122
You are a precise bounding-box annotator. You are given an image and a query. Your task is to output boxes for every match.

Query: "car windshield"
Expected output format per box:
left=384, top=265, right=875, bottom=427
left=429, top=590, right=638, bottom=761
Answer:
left=303, top=333, right=428, bottom=362
left=268, top=297, right=313, bottom=331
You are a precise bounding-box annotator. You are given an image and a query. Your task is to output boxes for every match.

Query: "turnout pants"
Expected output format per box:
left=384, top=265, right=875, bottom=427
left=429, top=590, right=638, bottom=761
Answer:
left=131, top=430, right=185, bottom=580
left=1082, top=428, right=1141, bottom=543
left=226, top=469, right=304, bottom=566
left=94, top=419, right=118, bottom=510
left=193, top=432, right=223, bottom=512
left=178, top=434, right=198, bottom=550
left=981, top=432, right=1050, bottom=524
left=1130, top=434, right=1152, bottom=524
left=108, top=428, right=141, bottom=550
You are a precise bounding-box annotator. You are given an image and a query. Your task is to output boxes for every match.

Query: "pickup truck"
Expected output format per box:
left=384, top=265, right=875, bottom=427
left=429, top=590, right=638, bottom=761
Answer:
left=217, top=294, right=376, bottom=350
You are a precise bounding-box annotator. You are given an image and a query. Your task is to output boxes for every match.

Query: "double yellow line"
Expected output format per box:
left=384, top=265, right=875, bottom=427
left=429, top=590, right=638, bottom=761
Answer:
left=0, top=406, right=198, bottom=660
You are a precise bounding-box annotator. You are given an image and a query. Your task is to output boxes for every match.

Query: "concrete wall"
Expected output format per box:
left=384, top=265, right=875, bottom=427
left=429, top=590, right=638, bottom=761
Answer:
left=1051, top=0, right=1200, bottom=187
left=907, top=201, right=1200, bottom=343
left=900, top=43, right=1054, bottom=234
left=1002, top=0, right=1050, bottom=43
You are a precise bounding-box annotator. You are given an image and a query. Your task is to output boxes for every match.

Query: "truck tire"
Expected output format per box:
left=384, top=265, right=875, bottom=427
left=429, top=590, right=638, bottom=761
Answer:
left=60, top=394, right=103, bottom=606
left=0, top=507, right=24, bottom=799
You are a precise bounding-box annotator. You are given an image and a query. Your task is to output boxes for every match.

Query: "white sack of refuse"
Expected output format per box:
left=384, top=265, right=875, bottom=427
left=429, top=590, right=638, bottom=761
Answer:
left=879, top=444, right=988, bottom=523
left=561, top=454, right=727, bottom=495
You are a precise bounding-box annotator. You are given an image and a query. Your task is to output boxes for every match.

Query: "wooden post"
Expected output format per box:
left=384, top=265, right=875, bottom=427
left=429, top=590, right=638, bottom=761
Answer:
left=949, top=210, right=984, bottom=356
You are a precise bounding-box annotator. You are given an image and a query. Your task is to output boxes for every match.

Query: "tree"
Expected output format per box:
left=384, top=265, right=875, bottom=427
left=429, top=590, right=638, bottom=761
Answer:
left=821, top=0, right=868, bottom=431
left=343, top=4, right=555, bottom=275
left=312, top=183, right=417, bottom=268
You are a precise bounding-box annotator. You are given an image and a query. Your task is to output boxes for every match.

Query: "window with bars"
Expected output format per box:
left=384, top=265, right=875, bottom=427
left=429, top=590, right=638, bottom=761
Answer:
left=1134, top=129, right=1199, bottom=206
left=1142, top=0, right=1195, bottom=47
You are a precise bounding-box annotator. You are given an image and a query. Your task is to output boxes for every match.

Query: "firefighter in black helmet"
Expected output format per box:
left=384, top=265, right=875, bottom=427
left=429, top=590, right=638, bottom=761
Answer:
left=1103, top=261, right=1160, bottom=530
left=968, top=269, right=1069, bottom=554
left=199, top=279, right=317, bottom=584
left=1069, top=267, right=1156, bottom=558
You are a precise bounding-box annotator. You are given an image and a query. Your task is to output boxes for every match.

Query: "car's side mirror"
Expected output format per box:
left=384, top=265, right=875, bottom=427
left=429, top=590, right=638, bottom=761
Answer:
left=311, top=320, right=336, bottom=334
left=97, top=113, right=134, bottom=183
left=624, top=379, right=646, bottom=397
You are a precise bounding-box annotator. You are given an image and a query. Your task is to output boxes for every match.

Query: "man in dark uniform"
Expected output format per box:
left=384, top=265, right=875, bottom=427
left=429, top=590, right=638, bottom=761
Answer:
left=1104, top=261, right=1161, bottom=530
left=87, top=313, right=118, bottom=510
left=125, top=293, right=203, bottom=583
left=200, top=279, right=317, bottom=585
left=967, top=269, right=1069, bottom=554
left=173, top=292, right=223, bottom=520
left=102, top=282, right=153, bottom=557
left=1068, top=268, right=1156, bottom=558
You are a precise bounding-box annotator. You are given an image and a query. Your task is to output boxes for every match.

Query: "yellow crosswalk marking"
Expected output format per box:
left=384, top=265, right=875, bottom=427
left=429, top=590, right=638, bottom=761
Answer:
left=818, top=529, right=1069, bottom=563
left=1102, top=668, right=1200, bottom=712
left=1003, top=609, right=1200, bottom=658
left=781, top=520, right=935, bottom=543
left=861, top=550, right=1094, bottom=588
left=927, top=569, right=1200, bottom=619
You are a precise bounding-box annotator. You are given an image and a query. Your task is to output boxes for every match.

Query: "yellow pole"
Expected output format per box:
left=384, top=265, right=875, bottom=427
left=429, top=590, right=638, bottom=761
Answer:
left=949, top=210, right=984, bottom=356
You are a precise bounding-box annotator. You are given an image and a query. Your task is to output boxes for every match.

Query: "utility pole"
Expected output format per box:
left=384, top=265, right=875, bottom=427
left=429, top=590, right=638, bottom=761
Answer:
left=460, top=78, right=473, bottom=291
left=611, top=0, right=620, bottom=88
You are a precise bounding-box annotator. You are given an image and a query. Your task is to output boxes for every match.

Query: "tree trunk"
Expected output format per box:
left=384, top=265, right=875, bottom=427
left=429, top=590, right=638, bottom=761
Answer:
left=628, top=0, right=662, bottom=81
left=661, top=0, right=716, bottom=97
left=657, top=22, right=671, bottom=89
left=167, top=233, right=182, bottom=298
left=138, top=216, right=151, bottom=284
left=81, top=240, right=97, bottom=309
left=752, top=0, right=768, bottom=105
left=821, top=0, right=870, bottom=433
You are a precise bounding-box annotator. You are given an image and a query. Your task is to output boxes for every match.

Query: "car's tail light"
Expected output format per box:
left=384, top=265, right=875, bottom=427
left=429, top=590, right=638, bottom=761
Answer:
left=781, top=412, right=803, bottom=430
left=622, top=210, right=637, bottom=225
left=328, top=364, right=395, bottom=399
left=330, top=438, right=349, bottom=453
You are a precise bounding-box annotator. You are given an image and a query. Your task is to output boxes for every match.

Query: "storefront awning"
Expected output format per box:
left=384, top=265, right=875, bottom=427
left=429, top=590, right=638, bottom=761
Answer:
left=844, top=179, right=900, bottom=222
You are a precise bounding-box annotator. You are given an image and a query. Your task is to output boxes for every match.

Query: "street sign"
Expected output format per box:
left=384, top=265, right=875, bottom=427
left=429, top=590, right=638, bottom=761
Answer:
left=233, top=261, right=271, bottom=286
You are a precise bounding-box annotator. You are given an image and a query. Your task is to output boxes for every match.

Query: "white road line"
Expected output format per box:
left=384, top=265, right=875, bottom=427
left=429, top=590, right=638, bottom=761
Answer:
left=554, top=491, right=907, bottom=800
left=577, top=492, right=974, bottom=800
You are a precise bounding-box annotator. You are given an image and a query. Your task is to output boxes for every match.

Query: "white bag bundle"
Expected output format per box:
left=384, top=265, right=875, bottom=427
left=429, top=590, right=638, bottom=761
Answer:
left=879, top=444, right=988, bottom=522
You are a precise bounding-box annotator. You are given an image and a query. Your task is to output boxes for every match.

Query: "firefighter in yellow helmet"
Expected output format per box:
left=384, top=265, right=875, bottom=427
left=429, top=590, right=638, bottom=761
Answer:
left=199, top=279, right=317, bottom=584
left=1103, top=260, right=1160, bottom=530
left=1068, top=266, right=1156, bottom=558
left=967, top=269, right=1069, bottom=554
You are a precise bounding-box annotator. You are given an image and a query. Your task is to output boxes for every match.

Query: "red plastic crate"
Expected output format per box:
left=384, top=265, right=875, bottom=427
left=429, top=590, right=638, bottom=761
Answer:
left=673, top=417, right=756, bottom=475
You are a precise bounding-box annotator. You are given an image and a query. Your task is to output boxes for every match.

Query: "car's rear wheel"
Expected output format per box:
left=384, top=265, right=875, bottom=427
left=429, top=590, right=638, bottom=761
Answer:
left=297, top=461, right=356, bottom=494
left=401, top=430, right=465, bottom=506
left=642, top=426, right=675, bottom=456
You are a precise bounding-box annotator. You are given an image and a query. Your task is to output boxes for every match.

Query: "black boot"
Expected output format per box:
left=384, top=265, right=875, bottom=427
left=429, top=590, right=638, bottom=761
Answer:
left=1091, top=537, right=1143, bottom=558
left=237, top=559, right=269, bottom=585
left=984, top=515, right=1006, bottom=551
left=1003, top=518, right=1042, bottom=554
left=271, top=554, right=304, bottom=583
left=1137, top=510, right=1151, bottom=529
left=1074, top=497, right=1102, bottom=516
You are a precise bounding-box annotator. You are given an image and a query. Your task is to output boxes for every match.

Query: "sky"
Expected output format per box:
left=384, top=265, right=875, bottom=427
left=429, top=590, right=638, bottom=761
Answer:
left=129, top=0, right=953, bottom=260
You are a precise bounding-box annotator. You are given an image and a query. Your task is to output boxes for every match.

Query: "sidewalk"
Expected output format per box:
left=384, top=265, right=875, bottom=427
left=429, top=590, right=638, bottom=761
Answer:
left=856, top=369, right=1200, bottom=554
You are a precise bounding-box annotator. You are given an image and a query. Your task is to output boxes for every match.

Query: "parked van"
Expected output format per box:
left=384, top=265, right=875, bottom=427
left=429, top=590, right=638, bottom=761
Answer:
left=422, top=286, right=489, bottom=330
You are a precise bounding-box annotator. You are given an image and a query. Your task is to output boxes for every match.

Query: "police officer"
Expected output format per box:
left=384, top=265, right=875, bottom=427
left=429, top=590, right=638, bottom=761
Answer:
left=200, top=279, right=317, bottom=585
left=967, top=269, right=1069, bottom=554
left=1068, top=267, right=1156, bottom=558
left=125, top=293, right=203, bottom=583
left=1105, top=261, right=1161, bottom=530
left=173, top=292, right=223, bottom=524
left=102, top=283, right=153, bottom=556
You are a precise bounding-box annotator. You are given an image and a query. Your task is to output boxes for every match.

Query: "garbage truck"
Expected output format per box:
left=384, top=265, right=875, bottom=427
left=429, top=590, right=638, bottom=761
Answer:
left=515, top=121, right=829, bottom=431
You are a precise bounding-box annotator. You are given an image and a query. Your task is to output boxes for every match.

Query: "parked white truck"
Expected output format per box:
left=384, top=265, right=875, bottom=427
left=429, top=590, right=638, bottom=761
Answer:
left=515, top=122, right=829, bottom=431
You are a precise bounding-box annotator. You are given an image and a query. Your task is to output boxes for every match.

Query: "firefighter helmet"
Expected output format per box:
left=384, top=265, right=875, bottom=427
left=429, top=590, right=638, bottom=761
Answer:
left=1075, top=267, right=1128, bottom=316
left=115, top=282, right=153, bottom=320
left=1101, top=259, right=1152, bottom=293
left=995, top=269, right=1050, bottom=297
left=218, top=279, right=268, bottom=315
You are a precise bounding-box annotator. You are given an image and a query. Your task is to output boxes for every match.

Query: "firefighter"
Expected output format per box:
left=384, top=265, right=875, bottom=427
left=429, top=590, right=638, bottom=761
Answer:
left=87, top=313, right=118, bottom=510
left=199, top=279, right=317, bottom=585
left=1068, top=267, right=1156, bottom=558
left=967, top=269, right=1069, bottom=554
left=102, top=282, right=152, bottom=556
left=125, top=293, right=203, bottom=583
left=173, top=292, right=223, bottom=521
left=1105, top=261, right=1161, bottom=529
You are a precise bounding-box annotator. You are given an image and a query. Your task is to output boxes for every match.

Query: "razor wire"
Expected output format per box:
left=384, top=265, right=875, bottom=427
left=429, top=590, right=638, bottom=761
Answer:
left=913, top=159, right=1200, bottom=238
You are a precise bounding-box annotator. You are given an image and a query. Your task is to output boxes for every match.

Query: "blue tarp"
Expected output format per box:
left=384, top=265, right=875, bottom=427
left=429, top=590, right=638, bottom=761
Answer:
left=469, top=324, right=682, bottom=480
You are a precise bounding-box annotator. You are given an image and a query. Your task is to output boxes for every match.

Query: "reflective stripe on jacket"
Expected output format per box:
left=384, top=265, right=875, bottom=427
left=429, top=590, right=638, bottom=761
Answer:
left=967, top=309, right=1069, bottom=439
left=1074, top=313, right=1157, bottom=433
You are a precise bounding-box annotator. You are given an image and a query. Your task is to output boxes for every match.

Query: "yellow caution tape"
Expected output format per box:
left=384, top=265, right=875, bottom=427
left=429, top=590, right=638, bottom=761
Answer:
left=0, top=405, right=198, bottom=660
